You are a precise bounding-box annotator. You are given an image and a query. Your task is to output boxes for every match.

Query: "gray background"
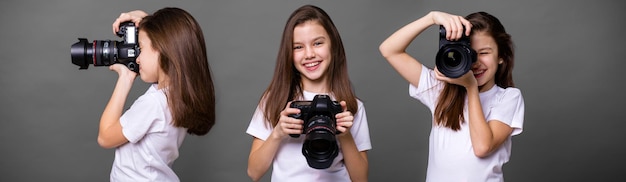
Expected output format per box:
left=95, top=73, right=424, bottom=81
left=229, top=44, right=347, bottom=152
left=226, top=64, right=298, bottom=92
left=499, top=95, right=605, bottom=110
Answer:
left=1, top=0, right=624, bottom=181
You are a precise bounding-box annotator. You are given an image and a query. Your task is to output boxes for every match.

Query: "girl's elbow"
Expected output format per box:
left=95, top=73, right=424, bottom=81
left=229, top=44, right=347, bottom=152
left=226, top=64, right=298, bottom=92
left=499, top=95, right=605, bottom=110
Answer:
left=379, top=45, right=393, bottom=59
left=472, top=145, right=492, bottom=158
left=247, top=168, right=262, bottom=182
left=97, top=136, right=116, bottom=149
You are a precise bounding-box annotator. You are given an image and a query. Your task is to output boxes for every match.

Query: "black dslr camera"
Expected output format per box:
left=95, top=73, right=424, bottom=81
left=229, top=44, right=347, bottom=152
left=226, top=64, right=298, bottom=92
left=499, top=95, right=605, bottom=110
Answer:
left=435, top=26, right=477, bottom=78
left=70, top=22, right=140, bottom=72
left=289, top=94, right=343, bottom=169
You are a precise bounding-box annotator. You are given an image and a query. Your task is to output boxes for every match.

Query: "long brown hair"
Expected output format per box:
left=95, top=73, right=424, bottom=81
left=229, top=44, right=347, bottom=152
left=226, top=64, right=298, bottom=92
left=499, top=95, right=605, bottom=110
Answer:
left=140, top=7, right=216, bottom=135
left=433, top=11, right=515, bottom=131
left=260, top=5, right=358, bottom=127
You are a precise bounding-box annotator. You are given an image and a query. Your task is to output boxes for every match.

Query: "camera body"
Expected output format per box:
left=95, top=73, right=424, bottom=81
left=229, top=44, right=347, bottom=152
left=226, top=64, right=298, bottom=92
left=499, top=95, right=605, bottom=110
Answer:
left=288, top=94, right=342, bottom=169
left=70, top=22, right=140, bottom=72
left=435, top=25, right=477, bottom=78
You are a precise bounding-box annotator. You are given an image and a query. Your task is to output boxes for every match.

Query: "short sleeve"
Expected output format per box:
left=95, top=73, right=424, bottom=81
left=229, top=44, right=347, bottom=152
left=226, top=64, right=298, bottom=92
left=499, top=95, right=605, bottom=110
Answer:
left=246, top=106, right=272, bottom=140
left=120, top=93, right=167, bottom=143
left=409, top=65, right=443, bottom=111
left=490, top=88, right=525, bottom=136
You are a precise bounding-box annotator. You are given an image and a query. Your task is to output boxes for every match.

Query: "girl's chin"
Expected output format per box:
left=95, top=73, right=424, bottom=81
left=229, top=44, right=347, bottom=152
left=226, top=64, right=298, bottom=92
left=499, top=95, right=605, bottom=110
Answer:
left=300, top=72, right=325, bottom=81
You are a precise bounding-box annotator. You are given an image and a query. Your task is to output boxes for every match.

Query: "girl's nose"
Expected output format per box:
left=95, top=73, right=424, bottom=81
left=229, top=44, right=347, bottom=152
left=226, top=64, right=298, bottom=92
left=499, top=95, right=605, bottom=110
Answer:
left=304, top=47, right=315, bottom=59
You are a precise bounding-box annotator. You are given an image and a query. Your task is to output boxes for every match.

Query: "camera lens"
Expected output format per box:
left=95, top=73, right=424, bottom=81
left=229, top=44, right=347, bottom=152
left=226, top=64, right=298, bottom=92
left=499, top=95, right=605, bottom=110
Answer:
left=70, top=38, right=93, bottom=69
left=308, top=138, right=332, bottom=153
left=305, top=128, right=334, bottom=154
left=442, top=49, right=462, bottom=67
left=436, top=26, right=477, bottom=78
left=302, top=115, right=339, bottom=169
left=436, top=45, right=476, bottom=78
left=93, top=40, right=117, bottom=66
left=70, top=39, right=118, bottom=69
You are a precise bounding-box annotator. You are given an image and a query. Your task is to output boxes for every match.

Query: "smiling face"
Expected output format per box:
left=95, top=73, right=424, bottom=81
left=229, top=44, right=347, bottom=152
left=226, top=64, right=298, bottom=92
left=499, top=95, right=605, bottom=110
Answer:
left=292, top=20, right=332, bottom=90
left=471, top=31, right=502, bottom=92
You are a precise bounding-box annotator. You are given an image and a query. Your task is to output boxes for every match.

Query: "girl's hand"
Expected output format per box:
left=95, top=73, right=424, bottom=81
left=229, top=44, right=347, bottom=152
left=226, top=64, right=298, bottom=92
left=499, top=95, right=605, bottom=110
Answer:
left=335, top=101, right=354, bottom=136
left=434, top=66, right=477, bottom=88
left=109, top=64, right=137, bottom=81
left=274, top=102, right=304, bottom=138
left=112, top=10, right=148, bottom=35
left=429, top=11, right=472, bottom=41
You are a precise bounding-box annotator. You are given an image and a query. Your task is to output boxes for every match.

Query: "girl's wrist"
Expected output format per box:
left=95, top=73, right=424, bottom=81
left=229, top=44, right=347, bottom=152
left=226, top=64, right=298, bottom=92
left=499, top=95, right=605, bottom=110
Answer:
left=269, top=128, right=286, bottom=140
left=337, top=130, right=352, bottom=140
left=466, top=85, right=479, bottom=95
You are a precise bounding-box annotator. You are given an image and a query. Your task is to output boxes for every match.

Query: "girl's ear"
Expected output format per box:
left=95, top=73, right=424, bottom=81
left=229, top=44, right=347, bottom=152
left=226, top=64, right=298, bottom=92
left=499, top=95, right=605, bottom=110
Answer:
left=498, top=58, right=504, bottom=64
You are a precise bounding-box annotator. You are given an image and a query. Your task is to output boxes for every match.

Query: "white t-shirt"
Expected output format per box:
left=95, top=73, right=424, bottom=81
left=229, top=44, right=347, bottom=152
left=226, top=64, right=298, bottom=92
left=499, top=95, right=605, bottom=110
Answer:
left=110, top=84, right=187, bottom=182
left=410, top=65, right=524, bottom=182
left=246, top=90, right=372, bottom=182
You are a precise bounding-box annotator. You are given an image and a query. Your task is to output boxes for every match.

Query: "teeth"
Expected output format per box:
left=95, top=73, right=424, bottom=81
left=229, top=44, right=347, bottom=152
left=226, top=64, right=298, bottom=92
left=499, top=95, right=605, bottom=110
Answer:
left=305, top=62, right=320, bottom=67
left=474, top=70, right=484, bottom=75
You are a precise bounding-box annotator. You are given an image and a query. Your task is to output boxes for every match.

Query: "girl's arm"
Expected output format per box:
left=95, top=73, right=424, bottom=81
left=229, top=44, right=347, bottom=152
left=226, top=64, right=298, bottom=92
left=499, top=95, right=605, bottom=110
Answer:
left=247, top=105, right=303, bottom=182
left=466, top=85, right=513, bottom=157
left=247, top=137, right=280, bottom=182
left=434, top=69, right=512, bottom=158
left=338, top=134, right=368, bottom=182
left=379, top=11, right=471, bottom=86
left=336, top=101, right=368, bottom=182
left=97, top=64, right=136, bottom=149
left=98, top=11, right=146, bottom=149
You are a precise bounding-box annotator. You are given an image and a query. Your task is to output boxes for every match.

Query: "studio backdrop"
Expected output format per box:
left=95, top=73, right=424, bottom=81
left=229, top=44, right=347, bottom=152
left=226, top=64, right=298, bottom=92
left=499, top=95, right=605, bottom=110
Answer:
left=0, top=0, right=624, bottom=181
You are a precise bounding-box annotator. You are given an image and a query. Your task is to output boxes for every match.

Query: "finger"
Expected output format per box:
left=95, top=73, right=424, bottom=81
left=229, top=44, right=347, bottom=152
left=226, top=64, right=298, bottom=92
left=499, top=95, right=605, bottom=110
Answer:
left=458, top=16, right=466, bottom=39
left=446, top=17, right=458, bottom=40
left=112, top=19, right=120, bottom=34
left=450, top=16, right=463, bottom=40
left=283, top=101, right=300, bottom=114
left=336, top=110, right=353, bottom=120
left=336, top=121, right=352, bottom=133
left=278, top=121, right=301, bottom=136
left=109, top=64, right=122, bottom=71
left=338, top=120, right=353, bottom=127
left=445, top=22, right=453, bottom=40
left=336, top=126, right=347, bottom=133
left=434, top=66, right=442, bottom=76
left=339, top=101, right=348, bottom=112
left=289, top=117, right=304, bottom=128
left=337, top=119, right=354, bottom=129
left=336, top=101, right=352, bottom=119
left=280, top=104, right=301, bottom=117
left=131, top=18, right=142, bottom=27
left=280, top=114, right=301, bottom=124
left=282, top=121, right=301, bottom=130
left=448, top=20, right=457, bottom=40
left=461, top=18, right=473, bottom=36
left=112, top=13, right=128, bottom=34
left=433, top=67, right=449, bottom=81
left=128, top=10, right=148, bottom=24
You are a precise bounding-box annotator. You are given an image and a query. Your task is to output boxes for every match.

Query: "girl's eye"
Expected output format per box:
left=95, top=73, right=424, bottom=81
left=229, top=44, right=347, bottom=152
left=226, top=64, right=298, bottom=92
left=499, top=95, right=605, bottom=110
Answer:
left=293, top=45, right=303, bottom=50
left=314, top=42, right=323, bottom=46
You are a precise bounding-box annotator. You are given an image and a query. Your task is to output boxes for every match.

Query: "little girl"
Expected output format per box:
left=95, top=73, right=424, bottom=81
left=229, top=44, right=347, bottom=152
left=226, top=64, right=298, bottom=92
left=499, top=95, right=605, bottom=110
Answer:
left=379, top=11, right=524, bottom=181
left=246, top=5, right=371, bottom=182
left=99, top=7, right=215, bottom=181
